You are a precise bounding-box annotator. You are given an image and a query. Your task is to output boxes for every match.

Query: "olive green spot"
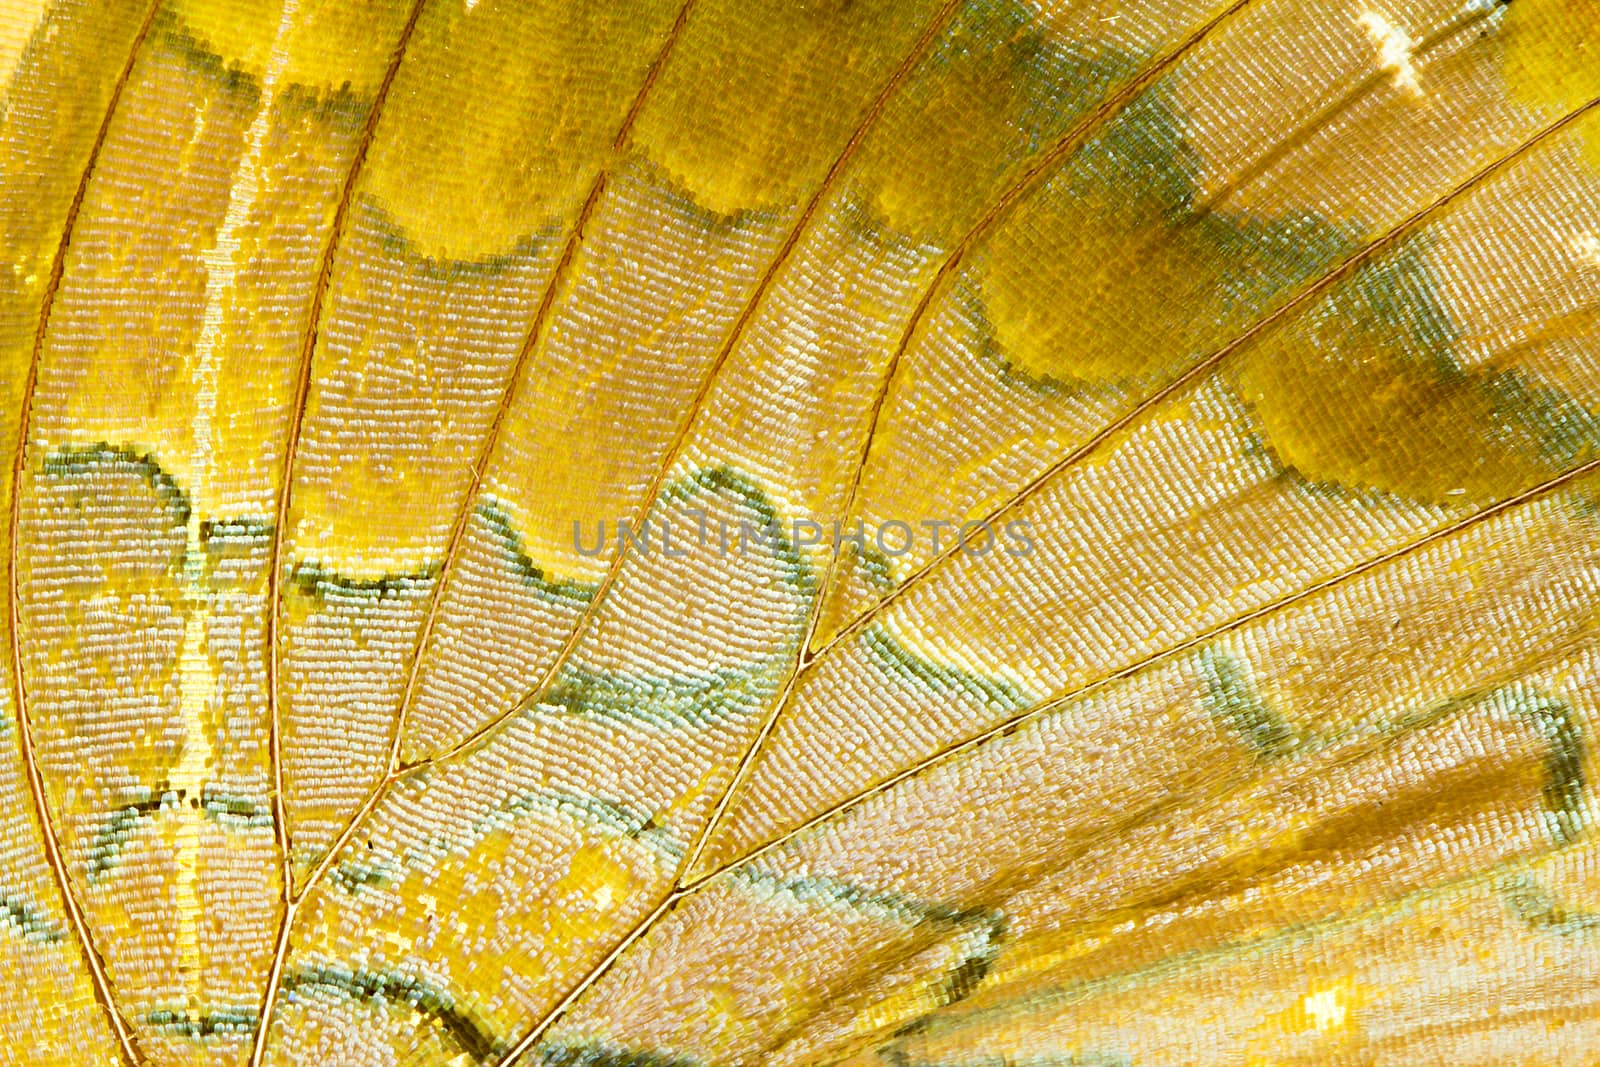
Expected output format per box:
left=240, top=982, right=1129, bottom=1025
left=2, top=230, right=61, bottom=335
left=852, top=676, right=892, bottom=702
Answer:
left=281, top=965, right=499, bottom=1062
left=43, top=444, right=191, bottom=527
left=201, top=786, right=274, bottom=829
left=1502, top=0, right=1600, bottom=170
left=329, top=859, right=392, bottom=895
left=864, top=624, right=1028, bottom=712
left=1510, top=692, right=1587, bottom=847
left=476, top=500, right=599, bottom=606
left=1500, top=873, right=1600, bottom=935
left=1196, top=648, right=1297, bottom=760
left=285, top=559, right=435, bottom=603
left=145, top=1006, right=260, bottom=1039
left=199, top=517, right=272, bottom=549
left=0, top=889, right=65, bottom=944
left=541, top=660, right=785, bottom=731
left=1389, top=684, right=1588, bottom=847
left=537, top=1045, right=699, bottom=1067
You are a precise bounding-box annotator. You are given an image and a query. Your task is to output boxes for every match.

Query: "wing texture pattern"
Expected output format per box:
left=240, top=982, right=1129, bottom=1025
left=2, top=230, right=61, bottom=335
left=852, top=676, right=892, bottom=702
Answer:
left=1, top=0, right=1598, bottom=1064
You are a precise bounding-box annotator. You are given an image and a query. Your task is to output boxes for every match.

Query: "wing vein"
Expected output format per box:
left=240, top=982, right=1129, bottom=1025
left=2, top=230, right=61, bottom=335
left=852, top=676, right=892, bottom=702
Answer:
left=492, top=893, right=678, bottom=1067
left=515, top=83, right=1600, bottom=1049
left=682, top=83, right=1600, bottom=877
left=812, top=4, right=1517, bottom=657
left=880, top=838, right=1583, bottom=1051
left=251, top=1, right=432, bottom=1060
left=676, top=0, right=1261, bottom=884
left=483, top=0, right=1311, bottom=1054
left=381, top=0, right=697, bottom=807
left=715, top=452, right=1600, bottom=879
left=403, top=0, right=972, bottom=775
left=811, top=94, right=1600, bottom=660
left=258, top=0, right=978, bottom=1051
left=3, top=2, right=165, bottom=1061
left=277, top=0, right=700, bottom=973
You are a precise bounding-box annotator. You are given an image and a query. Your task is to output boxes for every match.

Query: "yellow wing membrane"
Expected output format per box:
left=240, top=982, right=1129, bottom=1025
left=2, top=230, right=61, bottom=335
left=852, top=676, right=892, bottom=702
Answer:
left=1, top=0, right=1598, bottom=1064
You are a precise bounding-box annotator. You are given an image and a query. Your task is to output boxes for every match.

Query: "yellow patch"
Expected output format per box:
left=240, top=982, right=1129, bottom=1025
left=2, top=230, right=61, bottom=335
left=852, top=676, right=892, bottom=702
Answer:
left=359, top=0, right=682, bottom=262
left=1502, top=0, right=1600, bottom=167
left=630, top=0, right=938, bottom=218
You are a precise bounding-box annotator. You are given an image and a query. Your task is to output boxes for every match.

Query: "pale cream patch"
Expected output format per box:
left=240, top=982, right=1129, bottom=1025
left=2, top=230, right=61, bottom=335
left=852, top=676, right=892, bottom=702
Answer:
left=1360, top=10, right=1423, bottom=97
left=1572, top=230, right=1600, bottom=269
left=1301, top=987, right=1348, bottom=1031
left=173, top=0, right=301, bottom=1000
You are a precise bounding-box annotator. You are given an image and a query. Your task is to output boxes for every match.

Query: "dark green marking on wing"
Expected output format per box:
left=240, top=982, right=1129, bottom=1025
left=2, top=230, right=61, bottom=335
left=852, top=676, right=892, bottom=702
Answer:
left=539, top=660, right=789, bottom=731
left=285, top=559, right=437, bottom=602
left=154, top=7, right=261, bottom=102
left=0, top=888, right=65, bottom=944
left=145, top=1006, right=260, bottom=1040
left=656, top=464, right=816, bottom=597
left=852, top=539, right=899, bottom=591
left=1483, top=371, right=1600, bottom=472
left=200, top=785, right=275, bottom=829
left=1510, top=691, right=1587, bottom=847
left=968, top=82, right=1359, bottom=396
left=536, top=1043, right=699, bottom=1067
left=42, top=443, right=191, bottom=527
left=199, top=516, right=273, bottom=549
left=734, top=864, right=1009, bottom=1027
left=85, top=786, right=178, bottom=883
left=476, top=499, right=600, bottom=605
left=1196, top=647, right=1297, bottom=760
left=356, top=195, right=561, bottom=282
left=863, top=624, right=1028, bottom=712
left=281, top=964, right=500, bottom=1062
left=530, top=464, right=818, bottom=730
left=86, top=782, right=273, bottom=882
left=275, top=79, right=369, bottom=136
left=1500, top=873, right=1600, bottom=935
